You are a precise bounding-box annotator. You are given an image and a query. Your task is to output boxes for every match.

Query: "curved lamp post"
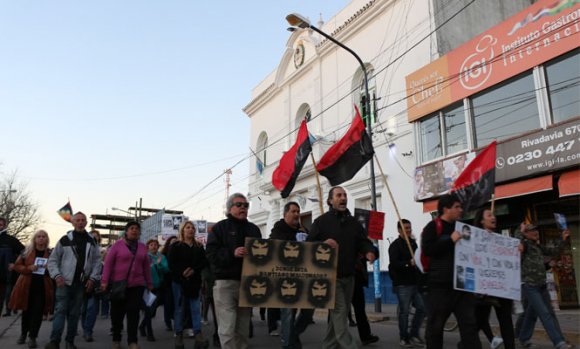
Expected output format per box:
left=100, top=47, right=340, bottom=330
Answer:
left=286, top=13, right=381, bottom=312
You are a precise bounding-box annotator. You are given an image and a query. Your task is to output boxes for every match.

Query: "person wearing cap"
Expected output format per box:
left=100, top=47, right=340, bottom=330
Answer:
left=518, top=223, right=572, bottom=349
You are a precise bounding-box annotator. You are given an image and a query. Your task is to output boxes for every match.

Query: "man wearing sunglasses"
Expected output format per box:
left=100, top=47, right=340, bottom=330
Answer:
left=206, top=193, right=262, bottom=349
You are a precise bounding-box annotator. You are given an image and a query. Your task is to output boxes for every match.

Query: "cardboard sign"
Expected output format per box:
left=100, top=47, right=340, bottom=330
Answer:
left=454, top=222, right=521, bottom=300
left=354, top=208, right=385, bottom=240
left=239, top=238, right=338, bottom=309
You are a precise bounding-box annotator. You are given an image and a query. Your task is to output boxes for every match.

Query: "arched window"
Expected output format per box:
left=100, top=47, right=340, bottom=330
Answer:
left=256, top=132, right=268, bottom=175
left=295, top=103, right=312, bottom=129
left=352, top=64, right=376, bottom=126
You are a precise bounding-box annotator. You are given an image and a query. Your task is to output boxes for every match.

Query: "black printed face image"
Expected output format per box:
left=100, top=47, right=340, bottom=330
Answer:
left=278, top=241, right=304, bottom=266
left=243, top=276, right=272, bottom=305
left=311, top=242, right=335, bottom=268
left=307, top=278, right=332, bottom=308
left=277, top=277, right=303, bottom=304
left=247, top=238, right=273, bottom=266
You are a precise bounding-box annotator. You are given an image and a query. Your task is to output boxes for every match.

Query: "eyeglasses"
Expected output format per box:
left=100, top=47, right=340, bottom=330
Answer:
left=233, top=202, right=250, bottom=208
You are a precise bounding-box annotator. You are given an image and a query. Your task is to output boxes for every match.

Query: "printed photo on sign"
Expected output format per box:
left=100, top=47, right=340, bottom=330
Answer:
left=240, top=238, right=338, bottom=309
left=454, top=222, right=521, bottom=300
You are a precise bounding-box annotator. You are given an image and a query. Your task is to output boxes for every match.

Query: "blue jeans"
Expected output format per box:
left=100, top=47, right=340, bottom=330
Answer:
left=81, top=295, right=98, bottom=337
left=172, top=282, right=202, bottom=334
left=50, top=283, right=85, bottom=343
left=395, top=285, right=426, bottom=341
left=519, top=284, right=566, bottom=347
left=280, top=308, right=298, bottom=348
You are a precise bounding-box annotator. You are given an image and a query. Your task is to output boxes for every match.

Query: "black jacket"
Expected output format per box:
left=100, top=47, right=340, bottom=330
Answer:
left=168, top=241, right=207, bottom=298
left=388, top=236, right=419, bottom=287
left=269, top=219, right=299, bottom=241
left=421, top=218, right=456, bottom=289
left=307, top=208, right=376, bottom=278
left=205, top=215, right=262, bottom=280
left=0, top=230, right=25, bottom=284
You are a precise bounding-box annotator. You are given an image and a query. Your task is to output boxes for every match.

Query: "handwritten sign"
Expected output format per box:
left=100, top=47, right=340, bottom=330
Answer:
left=454, top=222, right=521, bottom=300
left=239, top=238, right=338, bottom=309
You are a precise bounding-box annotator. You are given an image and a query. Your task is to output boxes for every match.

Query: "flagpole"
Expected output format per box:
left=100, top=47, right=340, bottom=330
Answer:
left=374, top=154, right=415, bottom=257
left=310, top=153, right=325, bottom=215
left=490, top=193, right=496, bottom=214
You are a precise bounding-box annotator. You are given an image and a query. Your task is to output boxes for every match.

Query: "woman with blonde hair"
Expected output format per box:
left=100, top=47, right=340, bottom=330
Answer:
left=168, top=220, right=209, bottom=349
left=10, top=229, right=54, bottom=348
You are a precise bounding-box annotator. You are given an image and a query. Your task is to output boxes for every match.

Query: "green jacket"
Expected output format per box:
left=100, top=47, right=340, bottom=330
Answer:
left=521, top=238, right=565, bottom=286
left=148, top=252, right=169, bottom=289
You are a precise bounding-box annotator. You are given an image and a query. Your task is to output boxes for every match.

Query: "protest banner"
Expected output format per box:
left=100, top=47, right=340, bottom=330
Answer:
left=239, top=237, right=338, bottom=309
left=454, top=222, right=521, bottom=300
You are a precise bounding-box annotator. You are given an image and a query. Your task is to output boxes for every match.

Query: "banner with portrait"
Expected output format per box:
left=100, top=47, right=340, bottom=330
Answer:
left=454, top=222, right=521, bottom=300
left=239, top=238, right=338, bottom=309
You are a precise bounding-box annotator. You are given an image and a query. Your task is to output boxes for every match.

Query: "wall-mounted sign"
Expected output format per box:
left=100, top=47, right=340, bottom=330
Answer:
left=496, top=117, right=580, bottom=182
left=406, top=0, right=580, bottom=122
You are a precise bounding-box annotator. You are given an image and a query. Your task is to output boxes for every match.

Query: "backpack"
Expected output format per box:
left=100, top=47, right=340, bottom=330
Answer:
left=418, top=217, right=443, bottom=273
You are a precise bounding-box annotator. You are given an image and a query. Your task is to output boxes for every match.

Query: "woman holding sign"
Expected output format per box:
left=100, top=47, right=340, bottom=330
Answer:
left=472, top=207, right=515, bottom=349
left=9, top=229, right=54, bottom=348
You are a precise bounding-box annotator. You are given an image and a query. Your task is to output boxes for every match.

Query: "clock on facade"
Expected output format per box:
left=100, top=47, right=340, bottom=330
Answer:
left=293, top=42, right=305, bottom=68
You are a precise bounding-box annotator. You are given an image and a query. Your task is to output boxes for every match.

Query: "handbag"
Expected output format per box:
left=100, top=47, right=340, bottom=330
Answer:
left=108, top=246, right=136, bottom=301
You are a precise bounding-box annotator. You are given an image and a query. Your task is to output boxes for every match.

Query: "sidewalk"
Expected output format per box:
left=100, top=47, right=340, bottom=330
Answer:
left=364, top=304, right=580, bottom=344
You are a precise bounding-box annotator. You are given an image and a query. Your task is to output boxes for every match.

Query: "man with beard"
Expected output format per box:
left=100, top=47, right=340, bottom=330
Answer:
left=307, top=186, right=377, bottom=348
left=206, top=193, right=262, bottom=349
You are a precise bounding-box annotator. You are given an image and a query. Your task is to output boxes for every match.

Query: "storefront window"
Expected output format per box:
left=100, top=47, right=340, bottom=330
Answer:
left=443, top=103, right=467, bottom=155
left=420, top=115, right=442, bottom=162
left=545, top=49, right=580, bottom=124
left=472, top=71, right=540, bottom=147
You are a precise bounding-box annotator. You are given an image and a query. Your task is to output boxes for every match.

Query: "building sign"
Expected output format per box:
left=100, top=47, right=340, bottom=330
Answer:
left=406, top=0, right=580, bottom=122
left=496, top=117, right=580, bottom=182
left=414, top=152, right=475, bottom=201
left=454, top=222, right=521, bottom=301
left=240, top=238, right=337, bottom=309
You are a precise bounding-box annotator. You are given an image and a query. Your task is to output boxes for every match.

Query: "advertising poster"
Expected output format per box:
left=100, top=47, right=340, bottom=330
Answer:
left=240, top=238, right=338, bottom=309
left=454, top=222, right=521, bottom=300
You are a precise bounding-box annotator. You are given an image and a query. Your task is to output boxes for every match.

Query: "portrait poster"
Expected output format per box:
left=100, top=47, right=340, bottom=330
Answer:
left=239, top=238, right=338, bottom=309
left=453, top=222, right=521, bottom=300
left=33, top=257, right=48, bottom=275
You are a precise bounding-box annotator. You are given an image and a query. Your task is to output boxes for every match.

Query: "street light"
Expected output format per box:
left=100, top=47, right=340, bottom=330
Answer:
left=286, top=13, right=381, bottom=312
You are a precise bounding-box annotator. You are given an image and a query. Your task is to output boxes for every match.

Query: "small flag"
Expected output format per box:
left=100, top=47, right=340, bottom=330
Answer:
left=272, top=120, right=313, bottom=198
left=451, top=141, right=497, bottom=212
left=57, top=201, right=73, bottom=222
left=316, top=105, right=374, bottom=186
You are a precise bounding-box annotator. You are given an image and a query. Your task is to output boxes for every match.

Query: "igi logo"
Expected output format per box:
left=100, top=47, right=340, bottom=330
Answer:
left=459, top=35, right=497, bottom=90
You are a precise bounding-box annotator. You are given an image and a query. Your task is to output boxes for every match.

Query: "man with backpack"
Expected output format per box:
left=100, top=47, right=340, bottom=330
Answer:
left=421, top=194, right=481, bottom=349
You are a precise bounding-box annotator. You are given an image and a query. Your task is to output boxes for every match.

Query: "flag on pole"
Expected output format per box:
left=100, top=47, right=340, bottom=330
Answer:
left=272, top=120, right=313, bottom=198
left=57, top=201, right=73, bottom=222
left=316, top=106, right=374, bottom=186
left=451, top=141, right=497, bottom=212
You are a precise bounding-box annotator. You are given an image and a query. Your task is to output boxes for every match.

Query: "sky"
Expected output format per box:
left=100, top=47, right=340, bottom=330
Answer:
left=0, top=1, right=351, bottom=244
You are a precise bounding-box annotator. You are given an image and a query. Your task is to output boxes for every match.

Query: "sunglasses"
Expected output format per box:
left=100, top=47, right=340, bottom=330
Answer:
left=233, top=202, right=250, bottom=208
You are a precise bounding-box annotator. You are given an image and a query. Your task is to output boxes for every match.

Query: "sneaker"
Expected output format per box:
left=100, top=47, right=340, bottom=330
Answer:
left=17, top=334, right=26, bottom=344
left=556, top=343, right=574, bottom=349
left=269, top=330, right=280, bottom=336
left=362, top=334, right=379, bottom=345
left=491, top=336, right=504, bottom=349
left=83, top=335, right=94, bottom=343
left=400, top=339, right=413, bottom=348
left=28, top=337, right=38, bottom=348
left=410, top=336, right=426, bottom=347
left=184, top=328, right=195, bottom=338
left=64, top=342, right=77, bottom=349
left=518, top=341, right=537, bottom=349
left=147, top=334, right=156, bottom=342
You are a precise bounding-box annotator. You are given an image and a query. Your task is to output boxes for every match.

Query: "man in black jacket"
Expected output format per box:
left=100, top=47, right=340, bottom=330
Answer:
left=307, top=186, right=377, bottom=348
left=270, top=201, right=304, bottom=349
left=388, top=219, right=425, bottom=347
left=421, top=194, right=480, bottom=349
left=0, top=217, right=24, bottom=316
left=205, top=193, right=262, bottom=349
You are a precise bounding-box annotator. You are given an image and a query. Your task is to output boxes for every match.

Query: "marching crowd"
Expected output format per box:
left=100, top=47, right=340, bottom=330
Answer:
left=0, top=189, right=574, bottom=349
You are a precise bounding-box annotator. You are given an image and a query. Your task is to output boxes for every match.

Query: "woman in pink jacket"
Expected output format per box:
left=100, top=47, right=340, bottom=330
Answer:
left=101, top=221, right=152, bottom=349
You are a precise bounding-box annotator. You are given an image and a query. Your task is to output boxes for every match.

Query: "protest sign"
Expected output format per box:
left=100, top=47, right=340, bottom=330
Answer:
left=354, top=208, right=385, bottom=240
left=454, top=222, right=521, bottom=300
left=239, top=238, right=338, bottom=309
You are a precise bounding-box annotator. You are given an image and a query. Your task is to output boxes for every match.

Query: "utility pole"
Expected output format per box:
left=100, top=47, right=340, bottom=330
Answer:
left=224, top=169, right=232, bottom=214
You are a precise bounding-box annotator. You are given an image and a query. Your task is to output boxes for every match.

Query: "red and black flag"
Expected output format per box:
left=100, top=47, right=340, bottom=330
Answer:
left=451, top=141, right=497, bottom=212
left=57, top=201, right=73, bottom=222
left=272, top=120, right=313, bottom=198
left=316, top=106, right=374, bottom=186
